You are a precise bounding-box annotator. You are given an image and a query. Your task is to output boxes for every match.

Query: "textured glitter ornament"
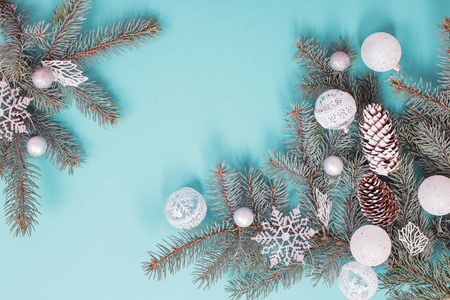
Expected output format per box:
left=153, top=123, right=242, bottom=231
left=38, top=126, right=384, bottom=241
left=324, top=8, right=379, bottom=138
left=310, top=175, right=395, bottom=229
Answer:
left=0, top=79, right=32, bottom=140
left=27, top=136, right=48, bottom=157
left=164, top=187, right=207, bottom=230
left=314, top=89, right=357, bottom=133
left=32, top=66, right=54, bottom=89
left=418, top=175, right=450, bottom=216
left=43, top=60, right=88, bottom=87
left=251, top=206, right=317, bottom=268
left=350, top=225, right=391, bottom=266
left=233, top=207, right=254, bottom=227
left=324, top=155, right=344, bottom=176
left=338, top=260, right=378, bottom=300
left=330, top=51, right=351, bottom=71
left=398, top=222, right=429, bottom=256
left=361, top=32, right=401, bottom=72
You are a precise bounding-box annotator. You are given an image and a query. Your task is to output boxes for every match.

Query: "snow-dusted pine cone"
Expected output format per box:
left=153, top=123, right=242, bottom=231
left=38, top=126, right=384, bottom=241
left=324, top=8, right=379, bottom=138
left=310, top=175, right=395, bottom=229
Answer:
left=360, top=103, right=400, bottom=176
left=358, top=173, right=398, bottom=227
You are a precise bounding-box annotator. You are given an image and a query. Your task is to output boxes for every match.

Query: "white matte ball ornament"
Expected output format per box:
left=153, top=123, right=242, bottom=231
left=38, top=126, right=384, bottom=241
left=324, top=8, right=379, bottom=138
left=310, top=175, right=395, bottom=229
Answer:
left=324, top=155, right=344, bottom=176
left=32, top=66, right=54, bottom=89
left=418, top=175, right=450, bottom=216
left=315, top=89, right=357, bottom=133
left=338, top=260, right=378, bottom=300
left=350, top=225, right=391, bottom=266
left=27, top=136, right=47, bottom=157
left=233, top=207, right=254, bottom=228
left=164, top=187, right=207, bottom=230
left=330, top=51, right=351, bottom=71
left=361, top=32, right=401, bottom=72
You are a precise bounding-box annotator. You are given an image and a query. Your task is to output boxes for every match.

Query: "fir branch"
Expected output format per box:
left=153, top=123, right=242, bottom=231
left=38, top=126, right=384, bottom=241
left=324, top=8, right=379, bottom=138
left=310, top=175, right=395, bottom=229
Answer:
left=62, top=17, right=162, bottom=68
left=240, top=168, right=268, bottom=225
left=437, top=17, right=450, bottom=95
left=23, top=21, right=51, bottom=51
left=264, top=150, right=309, bottom=186
left=293, top=36, right=332, bottom=77
left=355, top=71, right=382, bottom=110
left=18, top=81, right=68, bottom=114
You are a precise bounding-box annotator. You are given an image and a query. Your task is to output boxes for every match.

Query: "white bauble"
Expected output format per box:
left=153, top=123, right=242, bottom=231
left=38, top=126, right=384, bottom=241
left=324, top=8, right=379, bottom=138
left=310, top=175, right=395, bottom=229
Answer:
left=361, top=32, right=401, bottom=72
left=32, top=66, right=54, bottom=89
left=418, top=175, right=450, bottom=216
left=233, top=207, right=254, bottom=228
left=330, top=51, right=351, bottom=71
left=338, top=260, right=378, bottom=300
left=324, top=155, right=344, bottom=176
left=315, top=89, right=357, bottom=133
left=350, top=225, right=391, bottom=266
left=164, top=187, right=207, bottom=230
left=27, top=136, right=47, bottom=157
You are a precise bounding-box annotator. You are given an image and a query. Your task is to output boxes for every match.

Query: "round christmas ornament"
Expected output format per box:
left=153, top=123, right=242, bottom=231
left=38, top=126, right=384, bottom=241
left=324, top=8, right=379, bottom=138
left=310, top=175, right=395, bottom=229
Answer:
left=32, top=66, right=54, bottom=89
left=361, top=32, right=401, bottom=72
left=330, top=51, right=351, bottom=71
left=27, top=136, right=47, bottom=157
left=164, top=187, right=207, bottom=230
left=233, top=207, right=254, bottom=228
left=418, top=175, right=450, bottom=216
left=350, top=225, right=391, bottom=266
left=338, top=260, right=378, bottom=300
left=314, top=89, right=357, bottom=133
left=324, top=155, right=344, bottom=176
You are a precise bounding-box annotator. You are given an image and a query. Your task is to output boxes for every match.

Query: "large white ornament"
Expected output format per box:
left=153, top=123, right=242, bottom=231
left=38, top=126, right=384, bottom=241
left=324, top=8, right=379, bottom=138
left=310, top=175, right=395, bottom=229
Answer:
left=164, top=187, right=207, bottom=230
left=314, top=89, right=357, bottom=133
left=330, top=51, right=350, bottom=71
left=418, top=175, right=450, bottom=216
left=43, top=60, right=88, bottom=87
left=0, top=79, right=32, bottom=140
left=338, top=260, right=378, bottom=300
left=398, top=222, right=429, bottom=256
left=361, top=32, right=401, bottom=72
left=233, top=207, right=254, bottom=227
left=27, top=136, right=47, bottom=157
left=251, top=206, right=317, bottom=268
left=324, top=155, right=344, bottom=176
left=350, top=225, right=391, bottom=266
left=32, top=66, right=54, bottom=89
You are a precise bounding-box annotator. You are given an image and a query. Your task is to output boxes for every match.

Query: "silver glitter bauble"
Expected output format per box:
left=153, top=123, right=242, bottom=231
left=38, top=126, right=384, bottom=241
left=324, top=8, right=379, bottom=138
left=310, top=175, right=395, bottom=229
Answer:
left=27, top=136, right=47, bottom=157
left=338, top=260, right=378, bottom=300
left=418, top=175, right=450, bottom=216
left=361, top=32, right=401, bottom=72
left=164, top=187, right=207, bottom=230
left=32, top=66, right=54, bottom=89
left=330, top=51, right=350, bottom=71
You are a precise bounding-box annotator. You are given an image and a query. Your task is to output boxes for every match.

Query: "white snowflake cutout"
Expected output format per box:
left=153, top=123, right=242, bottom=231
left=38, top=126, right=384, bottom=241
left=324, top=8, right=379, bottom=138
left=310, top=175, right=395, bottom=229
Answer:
left=251, top=206, right=318, bottom=268
left=43, top=60, right=88, bottom=87
left=315, top=188, right=332, bottom=227
left=0, top=79, right=32, bottom=140
left=398, top=222, right=429, bottom=256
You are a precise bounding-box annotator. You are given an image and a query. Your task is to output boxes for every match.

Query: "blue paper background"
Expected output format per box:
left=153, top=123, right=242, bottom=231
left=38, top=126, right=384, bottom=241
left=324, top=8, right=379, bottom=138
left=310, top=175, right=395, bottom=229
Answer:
left=1, top=0, right=449, bottom=299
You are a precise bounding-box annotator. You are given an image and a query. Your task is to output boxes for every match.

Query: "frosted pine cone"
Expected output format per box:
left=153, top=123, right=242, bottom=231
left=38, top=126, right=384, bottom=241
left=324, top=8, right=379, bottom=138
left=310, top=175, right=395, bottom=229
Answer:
left=360, top=103, right=399, bottom=176
left=358, top=173, right=398, bottom=227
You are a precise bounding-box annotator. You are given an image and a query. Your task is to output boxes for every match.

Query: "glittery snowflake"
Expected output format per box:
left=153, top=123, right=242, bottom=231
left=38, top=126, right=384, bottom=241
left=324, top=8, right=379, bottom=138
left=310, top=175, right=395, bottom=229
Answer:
left=251, top=206, right=318, bottom=268
left=43, top=60, right=88, bottom=87
left=0, top=79, right=32, bottom=140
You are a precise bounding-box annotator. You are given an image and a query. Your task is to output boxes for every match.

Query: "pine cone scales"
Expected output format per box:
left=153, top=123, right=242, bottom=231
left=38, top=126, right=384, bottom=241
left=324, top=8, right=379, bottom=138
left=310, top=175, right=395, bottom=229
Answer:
left=360, top=103, right=400, bottom=176
left=358, top=173, right=398, bottom=227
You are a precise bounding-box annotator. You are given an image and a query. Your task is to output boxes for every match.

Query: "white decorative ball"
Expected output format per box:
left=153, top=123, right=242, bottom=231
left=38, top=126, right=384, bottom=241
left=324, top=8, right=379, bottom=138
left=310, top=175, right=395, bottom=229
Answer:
left=350, top=225, right=391, bottom=266
left=324, top=155, right=344, bottom=176
left=330, top=51, right=351, bottom=71
left=164, top=187, right=207, bottom=230
left=233, top=207, right=254, bottom=228
left=27, top=136, right=47, bottom=157
left=418, top=175, right=450, bottom=216
left=314, top=89, right=357, bottom=133
left=32, top=66, right=54, bottom=89
left=361, top=32, right=401, bottom=72
left=338, top=260, right=378, bottom=300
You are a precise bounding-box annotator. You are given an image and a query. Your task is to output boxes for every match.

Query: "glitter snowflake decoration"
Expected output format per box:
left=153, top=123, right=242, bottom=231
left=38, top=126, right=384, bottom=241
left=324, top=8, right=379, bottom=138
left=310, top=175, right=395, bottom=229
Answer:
left=0, top=79, right=32, bottom=141
left=251, top=206, right=318, bottom=268
left=398, top=222, right=429, bottom=256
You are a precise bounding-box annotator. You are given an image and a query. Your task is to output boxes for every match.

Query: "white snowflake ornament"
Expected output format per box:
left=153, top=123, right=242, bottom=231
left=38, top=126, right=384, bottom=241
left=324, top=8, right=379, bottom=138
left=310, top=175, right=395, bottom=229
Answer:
left=164, top=187, right=207, bottom=230
left=251, top=206, right=317, bottom=268
left=398, top=222, right=429, bottom=256
left=43, top=60, right=88, bottom=87
left=0, top=79, right=32, bottom=140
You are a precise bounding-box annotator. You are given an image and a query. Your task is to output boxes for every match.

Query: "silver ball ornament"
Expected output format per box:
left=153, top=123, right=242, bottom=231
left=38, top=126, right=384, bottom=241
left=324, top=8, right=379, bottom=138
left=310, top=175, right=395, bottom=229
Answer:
left=32, top=66, right=54, bottom=89
left=330, top=51, right=350, bottom=71
left=164, top=187, right=207, bottom=230
left=338, top=260, right=378, bottom=300
left=418, top=175, right=450, bottom=216
left=233, top=207, right=254, bottom=227
left=350, top=225, right=391, bottom=267
left=361, top=32, right=401, bottom=72
left=27, top=136, right=47, bottom=157
left=324, top=155, right=344, bottom=176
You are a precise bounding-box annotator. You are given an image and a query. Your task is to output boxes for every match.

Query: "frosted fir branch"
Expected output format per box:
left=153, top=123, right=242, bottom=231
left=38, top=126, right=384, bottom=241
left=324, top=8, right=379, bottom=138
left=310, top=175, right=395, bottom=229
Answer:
left=23, top=21, right=51, bottom=50
left=293, top=36, right=332, bottom=77
left=355, top=71, right=382, bottom=110
left=264, top=150, right=309, bottom=187
left=62, top=17, right=162, bottom=68
left=17, top=81, right=68, bottom=114
left=437, top=17, right=450, bottom=95
left=240, top=168, right=269, bottom=225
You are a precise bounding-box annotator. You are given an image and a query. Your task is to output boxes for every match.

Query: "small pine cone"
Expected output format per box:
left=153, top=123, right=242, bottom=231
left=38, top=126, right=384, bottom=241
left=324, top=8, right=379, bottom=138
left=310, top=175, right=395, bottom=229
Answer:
left=358, top=173, right=398, bottom=227
left=360, top=103, right=400, bottom=176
